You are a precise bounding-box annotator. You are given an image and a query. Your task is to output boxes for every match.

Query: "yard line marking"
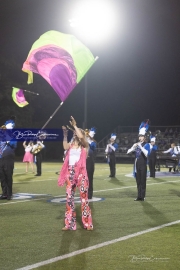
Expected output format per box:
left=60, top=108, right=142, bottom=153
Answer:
left=0, top=197, right=49, bottom=205
left=15, top=219, right=180, bottom=270
left=0, top=194, right=66, bottom=206
left=1, top=179, right=180, bottom=206
left=13, top=178, right=57, bottom=184
left=14, top=171, right=59, bottom=174
left=93, top=179, right=180, bottom=193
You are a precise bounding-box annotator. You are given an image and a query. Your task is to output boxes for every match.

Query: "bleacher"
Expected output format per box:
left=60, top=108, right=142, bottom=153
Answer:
left=96, top=126, right=180, bottom=162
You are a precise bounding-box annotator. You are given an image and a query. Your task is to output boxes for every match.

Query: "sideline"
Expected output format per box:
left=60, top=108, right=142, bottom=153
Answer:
left=15, top=219, right=180, bottom=270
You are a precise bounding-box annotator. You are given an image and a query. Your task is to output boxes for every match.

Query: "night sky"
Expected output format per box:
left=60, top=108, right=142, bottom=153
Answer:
left=1, top=0, right=180, bottom=141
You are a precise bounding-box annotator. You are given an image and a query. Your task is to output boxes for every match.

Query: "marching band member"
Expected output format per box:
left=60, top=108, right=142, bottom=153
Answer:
left=0, top=116, right=17, bottom=200
left=58, top=116, right=93, bottom=231
left=86, top=127, right=97, bottom=199
left=127, top=121, right=150, bottom=201
left=31, top=140, right=45, bottom=176
left=105, top=133, right=118, bottom=178
left=147, top=136, right=158, bottom=178
left=162, top=143, right=178, bottom=173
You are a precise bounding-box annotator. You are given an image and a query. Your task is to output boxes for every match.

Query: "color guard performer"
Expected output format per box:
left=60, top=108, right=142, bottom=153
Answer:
left=58, top=117, right=93, bottom=231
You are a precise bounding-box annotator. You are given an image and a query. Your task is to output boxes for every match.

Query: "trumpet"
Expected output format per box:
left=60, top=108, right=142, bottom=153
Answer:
left=0, top=125, right=6, bottom=129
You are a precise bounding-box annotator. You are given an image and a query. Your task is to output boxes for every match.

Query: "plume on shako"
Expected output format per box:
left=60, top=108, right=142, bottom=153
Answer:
left=110, top=133, right=117, bottom=140
left=139, top=119, right=150, bottom=136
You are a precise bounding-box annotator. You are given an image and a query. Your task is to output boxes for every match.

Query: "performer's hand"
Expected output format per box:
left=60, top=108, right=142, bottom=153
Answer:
left=69, top=116, right=77, bottom=127
left=62, top=126, right=68, bottom=137
left=133, top=143, right=138, bottom=148
left=87, top=137, right=91, bottom=144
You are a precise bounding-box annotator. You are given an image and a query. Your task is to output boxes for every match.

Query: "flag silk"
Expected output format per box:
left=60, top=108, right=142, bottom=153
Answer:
left=12, top=87, right=29, bottom=107
left=22, top=31, right=96, bottom=102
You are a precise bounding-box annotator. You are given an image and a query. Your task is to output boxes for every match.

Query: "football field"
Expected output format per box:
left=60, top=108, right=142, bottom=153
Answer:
left=0, top=162, right=180, bottom=270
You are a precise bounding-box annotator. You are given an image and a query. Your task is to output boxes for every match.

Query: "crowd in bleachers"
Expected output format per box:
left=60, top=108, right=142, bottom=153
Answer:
left=96, top=127, right=180, bottom=158
left=115, top=128, right=180, bottom=153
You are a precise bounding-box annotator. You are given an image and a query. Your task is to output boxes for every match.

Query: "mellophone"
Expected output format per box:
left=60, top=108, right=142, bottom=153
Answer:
left=31, top=142, right=43, bottom=155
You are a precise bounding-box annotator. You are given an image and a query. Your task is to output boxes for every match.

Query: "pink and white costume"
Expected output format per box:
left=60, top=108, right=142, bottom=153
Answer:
left=23, top=145, right=33, bottom=163
left=58, top=146, right=93, bottom=230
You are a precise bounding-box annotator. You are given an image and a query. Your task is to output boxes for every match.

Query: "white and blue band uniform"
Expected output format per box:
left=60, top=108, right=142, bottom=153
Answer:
left=147, top=136, right=158, bottom=178
left=0, top=118, right=17, bottom=200
left=162, top=143, right=179, bottom=172
left=127, top=124, right=150, bottom=201
left=105, top=133, right=118, bottom=178
left=86, top=127, right=97, bottom=199
left=31, top=141, right=45, bottom=176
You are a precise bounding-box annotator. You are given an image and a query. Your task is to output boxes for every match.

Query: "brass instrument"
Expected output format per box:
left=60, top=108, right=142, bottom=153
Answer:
left=85, top=128, right=97, bottom=143
left=66, top=125, right=97, bottom=143
left=85, top=129, right=89, bottom=136
left=31, top=142, right=43, bottom=155
left=0, top=125, right=6, bottom=129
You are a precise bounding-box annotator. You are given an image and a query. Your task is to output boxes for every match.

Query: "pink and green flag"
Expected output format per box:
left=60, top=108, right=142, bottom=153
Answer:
left=22, top=31, right=96, bottom=102
left=12, top=87, right=29, bottom=107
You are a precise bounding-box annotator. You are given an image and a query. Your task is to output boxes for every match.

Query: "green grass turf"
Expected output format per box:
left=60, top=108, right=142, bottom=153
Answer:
left=0, top=162, right=180, bottom=270
left=36, top=225, right=180, bottom=270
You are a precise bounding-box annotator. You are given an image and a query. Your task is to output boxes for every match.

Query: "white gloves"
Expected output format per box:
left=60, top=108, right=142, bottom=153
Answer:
left=105, top=144, right=116, bottom=153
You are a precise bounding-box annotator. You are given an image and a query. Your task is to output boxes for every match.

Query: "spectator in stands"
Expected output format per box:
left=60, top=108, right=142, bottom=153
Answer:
left=174, top=128, right=178, bottom=138
left=127, top=122, right=150, bottom=201
left=169, top=128, right=173, bottom=136
left=124, top=138, right=128, bottom=145
left=105, top=133, right=118, bottom=178
left=162, top=143, right=178, bottom=173
left=147, top=136, right=158, bottom=178
left=164, top=128, right=169, bottom=137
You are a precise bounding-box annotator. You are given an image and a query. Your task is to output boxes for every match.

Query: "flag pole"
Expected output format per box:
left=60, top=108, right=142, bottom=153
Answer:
left=24, top=89, right=39, bottom=95
left=82, top=56, right=99, bottom=129
left=41, top=102, right=63, bottom=129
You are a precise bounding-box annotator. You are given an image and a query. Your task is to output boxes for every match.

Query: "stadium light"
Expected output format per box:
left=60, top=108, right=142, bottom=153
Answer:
left=68, top=0, right=118, bottom=128
left=68, top=0, right=118, bottom=45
